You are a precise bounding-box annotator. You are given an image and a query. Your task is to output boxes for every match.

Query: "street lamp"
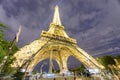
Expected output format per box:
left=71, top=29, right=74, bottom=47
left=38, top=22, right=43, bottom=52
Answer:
left=40, top=62, right=47, bottom=74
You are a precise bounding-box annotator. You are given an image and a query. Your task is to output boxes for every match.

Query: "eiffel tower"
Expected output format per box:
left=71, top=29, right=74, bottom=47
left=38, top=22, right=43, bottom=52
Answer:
left=13, top=5, right=104, bottom=73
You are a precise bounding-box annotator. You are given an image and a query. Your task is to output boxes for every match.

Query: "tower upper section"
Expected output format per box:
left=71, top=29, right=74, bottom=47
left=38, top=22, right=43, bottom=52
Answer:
left=41, top=5, right=76, bottom=44
left=53, top=5, right=61, bottom=25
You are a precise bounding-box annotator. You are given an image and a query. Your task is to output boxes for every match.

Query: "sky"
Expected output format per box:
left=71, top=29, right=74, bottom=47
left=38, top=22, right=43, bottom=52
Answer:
left=0, top=0, right=120, bottom=58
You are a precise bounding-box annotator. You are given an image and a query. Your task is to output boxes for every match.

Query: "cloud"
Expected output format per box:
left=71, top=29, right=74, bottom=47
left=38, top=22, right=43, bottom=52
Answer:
left=0, top=0, right=56, bottom=46
left=65, top=0, right=120, bottom=56
left=80, top=12, right=97, bottom=21
left=94, top=47, right=120, bottom=56
left=0, top=0, right=120, bottom=56
left=0, top=4, right=19, bottom=33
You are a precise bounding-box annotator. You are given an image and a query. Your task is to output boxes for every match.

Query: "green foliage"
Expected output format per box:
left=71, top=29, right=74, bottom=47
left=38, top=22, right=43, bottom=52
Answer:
left=115, top=55, right=120, bottom=63
left=13, top=71, right=25, bottom=80
left=0, top=22, right=7, bottom=28
left=96, top=56, right=115, bottom=69
left=70, top=64, right=85, bottom=73
left=32, top=71, right=37, bottom=74
left=0, top=22, right=7, bottom=63
left=0, top=22, right=19, bottom=75
left=0, top=41, right=18, bottom=60
left=0, top=22, right=7, bottom=40
left=2, top=57, right=16, bottom=74
left=79, top=64, right=85, bottom=73
left=1, top=42, right=19, bottom=75
left=52, top=69, right=57, bottom=73
left=0, top=46, right=5, bottom=63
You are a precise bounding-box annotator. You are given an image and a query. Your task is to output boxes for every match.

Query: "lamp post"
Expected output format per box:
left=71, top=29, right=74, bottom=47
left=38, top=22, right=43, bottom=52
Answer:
left=0, top=26, right=21, bottom=73
left=38, top=62, right=47, bottom=79
left=40, top=62, right=47, bottom=74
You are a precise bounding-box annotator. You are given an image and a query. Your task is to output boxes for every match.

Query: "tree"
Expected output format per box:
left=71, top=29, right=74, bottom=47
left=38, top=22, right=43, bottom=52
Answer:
left=79, top=64, right=86, bottom=73
left=0, top=23, right=19, bottom=75
left=69, top=64, right=85, bottom=76
left=0, top=23, right=7, bottom=63
left=97, top=56, right=115, bottom=69
left=0, top=22, right=7, bottom=40
left=116, top=55, right=120, bottom=63
left=1, top=41, right=18, bottom=74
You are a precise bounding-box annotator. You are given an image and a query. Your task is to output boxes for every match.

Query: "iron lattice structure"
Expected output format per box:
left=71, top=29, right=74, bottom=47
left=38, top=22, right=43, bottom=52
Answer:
left=13, top=5, right=104, bottom=73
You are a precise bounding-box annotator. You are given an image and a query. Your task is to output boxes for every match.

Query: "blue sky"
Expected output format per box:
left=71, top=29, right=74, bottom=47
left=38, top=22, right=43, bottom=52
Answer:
left=0, top=0, right=120, bottom=57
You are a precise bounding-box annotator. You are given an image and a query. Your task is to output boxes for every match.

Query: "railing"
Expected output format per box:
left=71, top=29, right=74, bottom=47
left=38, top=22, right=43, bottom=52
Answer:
left=41, top=31, right=77, bottom=44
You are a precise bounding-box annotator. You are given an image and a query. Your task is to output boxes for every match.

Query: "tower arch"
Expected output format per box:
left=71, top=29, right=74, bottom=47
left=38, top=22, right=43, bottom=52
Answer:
left=34, top=58, right=60, bottom=73
left=22, top=42, right=104, bottom=72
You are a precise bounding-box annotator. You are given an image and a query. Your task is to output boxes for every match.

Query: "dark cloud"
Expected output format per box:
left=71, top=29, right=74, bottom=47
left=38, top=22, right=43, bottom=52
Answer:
left=0, top=0, right=120, bottom=56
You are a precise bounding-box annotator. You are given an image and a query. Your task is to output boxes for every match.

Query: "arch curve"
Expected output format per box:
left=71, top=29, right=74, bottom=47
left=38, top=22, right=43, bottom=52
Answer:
left=26, top=42, right=103, bottom=73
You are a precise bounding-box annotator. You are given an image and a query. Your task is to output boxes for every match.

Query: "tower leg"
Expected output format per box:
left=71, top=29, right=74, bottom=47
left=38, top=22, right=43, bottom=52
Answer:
left=59, top=58, right=68, bottom=74
left=49, top=49, right=53, bottom=73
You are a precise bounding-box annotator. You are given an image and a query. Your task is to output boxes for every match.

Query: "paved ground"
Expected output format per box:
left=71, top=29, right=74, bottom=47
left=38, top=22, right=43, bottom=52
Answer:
left=38, top=77, right=92, bottom=80
left=38, top=75, right=120, bottom=80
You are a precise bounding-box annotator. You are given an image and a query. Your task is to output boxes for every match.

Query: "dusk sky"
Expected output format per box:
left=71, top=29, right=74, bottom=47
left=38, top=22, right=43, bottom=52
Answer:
left=0, top=0, right=120, bottom=57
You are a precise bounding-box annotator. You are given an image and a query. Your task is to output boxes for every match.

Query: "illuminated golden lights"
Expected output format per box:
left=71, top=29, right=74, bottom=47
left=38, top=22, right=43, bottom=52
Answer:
left=13, top=5, right=104, bottom=73
left=53, top=5, right=61, bottom=25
